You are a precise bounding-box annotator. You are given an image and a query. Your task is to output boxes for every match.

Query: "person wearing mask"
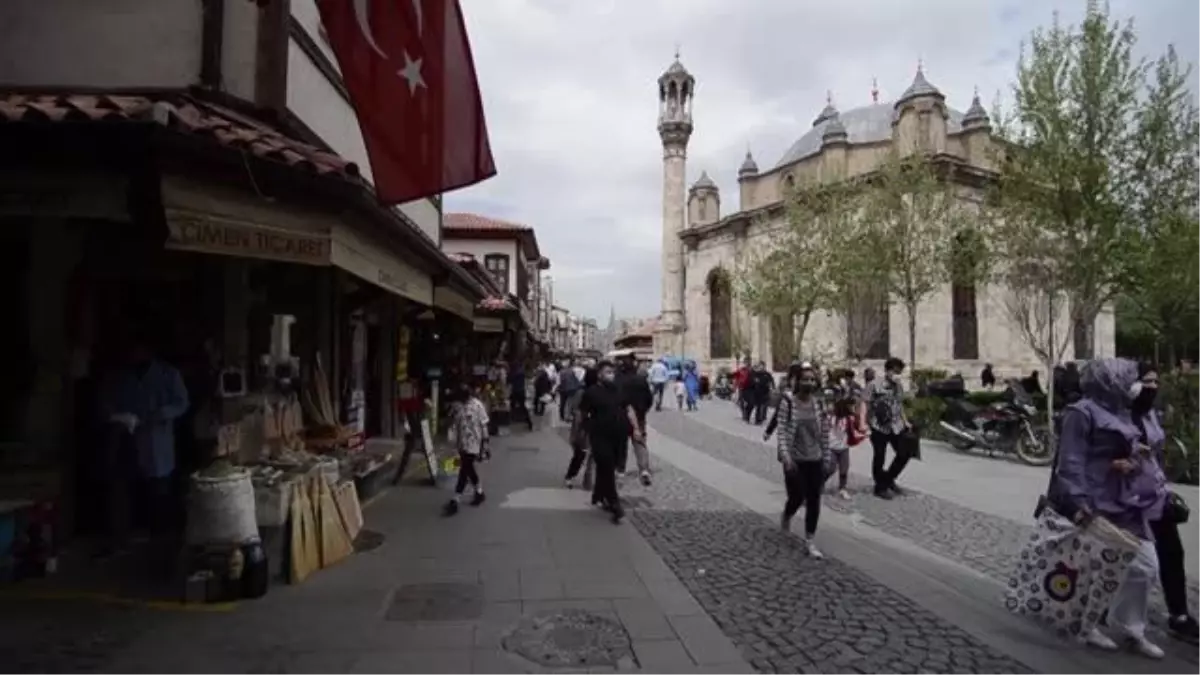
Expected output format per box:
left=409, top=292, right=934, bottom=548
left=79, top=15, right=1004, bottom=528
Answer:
left=1132, top=364, right=1198, bottom=643
left=557, top=360, right=582, bottom=422
left=981, top=363, right=996, bottom=390
left=865, top=357, right=912, bottom=499
left=1055, top=358, right=1167, bottom=658
left=763, top=363, right=829, bottom=558
left=648, top=359, right=669, bottom=411
left=97, top=329, right=190, bottom=554
left=579, top=361, right=640, bottom=523
left=564, top=367, right=599, bottom=489
left=826, top=385, right=864, bottom=500
left=617, top=355, right=655, bottom=485
left=443, top=384, right=488, bottom=515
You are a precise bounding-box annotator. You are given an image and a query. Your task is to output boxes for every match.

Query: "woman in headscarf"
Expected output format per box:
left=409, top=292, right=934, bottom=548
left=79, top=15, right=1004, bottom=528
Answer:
left=1055, top=358, right=1168, bottom=659
left=1134, top=363, right=1198, bottom=643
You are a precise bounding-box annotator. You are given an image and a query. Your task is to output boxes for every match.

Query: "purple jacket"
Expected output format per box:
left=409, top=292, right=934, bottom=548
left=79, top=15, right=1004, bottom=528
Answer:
left=1055, top=358, right=1167, bottom=540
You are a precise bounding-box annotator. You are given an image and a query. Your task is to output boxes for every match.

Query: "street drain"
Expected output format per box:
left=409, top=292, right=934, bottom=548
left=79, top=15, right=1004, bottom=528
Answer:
left=385, top=582, right=483, bottom=622
left=502, top=609, right=636, bottom=669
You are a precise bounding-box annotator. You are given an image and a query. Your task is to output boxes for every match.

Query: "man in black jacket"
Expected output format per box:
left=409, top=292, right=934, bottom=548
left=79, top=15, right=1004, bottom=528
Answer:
left=616, top=356, right=654, bottom=485
left=748, top=361, right=775, bottom=425
left=579, top=360, right=641, bottom=523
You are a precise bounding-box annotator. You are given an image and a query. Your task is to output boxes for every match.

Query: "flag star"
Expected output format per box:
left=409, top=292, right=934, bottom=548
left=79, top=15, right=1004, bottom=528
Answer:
left=398, top=51, right=426, bottom=95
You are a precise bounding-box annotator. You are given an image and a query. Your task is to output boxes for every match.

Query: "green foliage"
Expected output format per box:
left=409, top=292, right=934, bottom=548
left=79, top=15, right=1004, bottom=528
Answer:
left=866, top=152, right=980, bottom=367
left=903, top=396, right=946, bottom=437
left=1160, top=372, right=1199, bottom=484
left=910, top=368, right=950, bottom=393
left=732, top=177, right=873, bottom=349
left=987, top=1, right=1197, bottom=365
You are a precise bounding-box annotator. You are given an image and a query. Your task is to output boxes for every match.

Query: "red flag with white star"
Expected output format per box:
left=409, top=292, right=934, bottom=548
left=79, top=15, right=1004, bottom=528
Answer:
left=316, top=0, right=496, bottom=204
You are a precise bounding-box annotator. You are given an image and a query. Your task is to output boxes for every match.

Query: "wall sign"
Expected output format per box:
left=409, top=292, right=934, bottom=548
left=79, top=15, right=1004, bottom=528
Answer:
left=331, top=225, right=433, bottom=304
left=473, top=317, right=504, bottom=333
left=163, top=209, right=330, bottom=265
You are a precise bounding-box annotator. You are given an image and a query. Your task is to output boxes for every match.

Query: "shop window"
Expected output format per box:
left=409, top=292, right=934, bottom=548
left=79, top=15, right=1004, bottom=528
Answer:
left=484, top=254, right=510, bottom=294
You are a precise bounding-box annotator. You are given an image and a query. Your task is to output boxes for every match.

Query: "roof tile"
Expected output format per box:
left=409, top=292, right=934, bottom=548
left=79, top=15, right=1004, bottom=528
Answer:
left=444, top=212, right=532, bottom=232
left=0, top=92, right=358, bottom=182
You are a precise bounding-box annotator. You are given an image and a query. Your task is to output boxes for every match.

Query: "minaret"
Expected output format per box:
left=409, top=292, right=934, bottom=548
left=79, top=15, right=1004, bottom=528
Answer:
left=655, top=51, right=694, bottom=357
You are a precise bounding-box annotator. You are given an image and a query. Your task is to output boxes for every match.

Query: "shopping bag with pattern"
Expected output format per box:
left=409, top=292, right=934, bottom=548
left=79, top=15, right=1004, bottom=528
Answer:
left=1003, top=509, right=1140, bottom=640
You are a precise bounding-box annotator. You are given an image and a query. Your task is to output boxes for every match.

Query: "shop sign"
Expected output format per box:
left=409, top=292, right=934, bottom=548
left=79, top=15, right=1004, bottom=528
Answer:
left=164, top=210, right=330, bottom=265
left=331, top=226, right=433, bottom=304
left=473, top=317, right=504, bottom=333
left=433, top=287, right=476, bottom=320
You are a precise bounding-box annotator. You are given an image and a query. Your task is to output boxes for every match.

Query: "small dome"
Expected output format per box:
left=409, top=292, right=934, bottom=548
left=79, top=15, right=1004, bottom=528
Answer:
left=738, top=150, right=759, bottom=176
left=895, top=65, right=944, bottom=107
left=658, top=56, right=694, bottom=85
left=812, top=102, right=839, bottom=127
left=692, top=170, right=717, bottom=190
left=822, top=114, right=848, bottom=144
left=962, top=91, right=990, bottom=129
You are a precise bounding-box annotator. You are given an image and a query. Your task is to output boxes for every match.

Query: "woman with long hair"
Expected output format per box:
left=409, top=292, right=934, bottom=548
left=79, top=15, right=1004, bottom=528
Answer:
left=764, top=363, right=830, bottom=558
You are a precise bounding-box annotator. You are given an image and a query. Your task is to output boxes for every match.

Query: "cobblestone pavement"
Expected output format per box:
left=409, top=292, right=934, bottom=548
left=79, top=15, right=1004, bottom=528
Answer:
left=647, top=408, right=1199, bottom=658
left=554, top=428, right=1034, bottom=674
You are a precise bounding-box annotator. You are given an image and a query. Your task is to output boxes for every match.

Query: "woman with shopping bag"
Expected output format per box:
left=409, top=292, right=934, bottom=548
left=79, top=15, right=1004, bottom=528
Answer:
left=1016, top=358, right=1168, bottom=659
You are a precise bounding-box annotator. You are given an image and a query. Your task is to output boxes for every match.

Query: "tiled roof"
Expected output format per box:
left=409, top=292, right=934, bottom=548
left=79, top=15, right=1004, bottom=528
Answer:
left=0, top=93, right=357, bottom=181
left=444, top=212, right=532, bottom=232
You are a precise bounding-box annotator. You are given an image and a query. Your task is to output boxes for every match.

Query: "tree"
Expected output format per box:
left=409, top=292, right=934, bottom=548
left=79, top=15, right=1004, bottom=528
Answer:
left=731, top=178, right=865, bottom=356
left=865, top=151, right=965, bottom=368
left=989, top=1, right=1149, bottom=361
left=1122, top=46, right=1200, bottom=367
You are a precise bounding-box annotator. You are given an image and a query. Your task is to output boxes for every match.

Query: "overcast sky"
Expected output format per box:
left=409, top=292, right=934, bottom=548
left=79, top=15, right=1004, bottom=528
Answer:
left=444, top=0, right=1198, bottom=324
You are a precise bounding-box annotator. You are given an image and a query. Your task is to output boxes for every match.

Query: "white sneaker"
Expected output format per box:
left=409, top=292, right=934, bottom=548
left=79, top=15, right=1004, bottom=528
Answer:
left=838, top=489, right=851, bottom=500
left=1126, top=636, right=1164, bottom=660
left=805, top=540, right=824, bottom=559
left=1082, top=628, right=1118, bottom=651
left=565, top=478, right=575, bottom=489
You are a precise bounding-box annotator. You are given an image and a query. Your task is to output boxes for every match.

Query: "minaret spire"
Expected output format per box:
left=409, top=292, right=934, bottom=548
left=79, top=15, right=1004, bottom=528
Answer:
left=655, top=52, right=695, bottom=358
left=871, top=77, right=879, bottom=103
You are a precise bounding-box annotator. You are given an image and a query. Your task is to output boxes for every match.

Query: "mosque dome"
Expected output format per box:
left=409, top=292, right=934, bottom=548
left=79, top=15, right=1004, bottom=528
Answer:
left=773, top=102, right=967, bottom=169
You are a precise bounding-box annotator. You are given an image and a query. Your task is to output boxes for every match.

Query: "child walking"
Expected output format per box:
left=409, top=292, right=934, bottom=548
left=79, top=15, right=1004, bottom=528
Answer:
left=825, top=394, right=863, bottom=499
left=673, top=376, right=686, bottom=410
left=444, top=384, right=488, bottom=516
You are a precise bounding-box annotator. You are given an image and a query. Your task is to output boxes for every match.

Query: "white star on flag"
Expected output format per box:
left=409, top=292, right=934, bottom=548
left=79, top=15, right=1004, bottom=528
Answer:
left=399, top=51, right=426, bottom=95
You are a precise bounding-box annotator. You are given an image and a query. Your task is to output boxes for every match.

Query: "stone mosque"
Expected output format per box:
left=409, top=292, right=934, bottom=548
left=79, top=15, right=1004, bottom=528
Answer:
left=651, top=55, right=1116, bottom=378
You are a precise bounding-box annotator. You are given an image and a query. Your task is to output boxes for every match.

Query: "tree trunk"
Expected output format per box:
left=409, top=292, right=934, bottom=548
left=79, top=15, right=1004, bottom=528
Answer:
left=906, top=303, right=917, bottom=368
left=795, top=310, right=812, bottom=359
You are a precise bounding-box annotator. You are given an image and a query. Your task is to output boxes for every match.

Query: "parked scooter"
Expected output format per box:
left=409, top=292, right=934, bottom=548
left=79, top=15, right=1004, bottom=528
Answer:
left=936, top=380, right=1053, bottom=465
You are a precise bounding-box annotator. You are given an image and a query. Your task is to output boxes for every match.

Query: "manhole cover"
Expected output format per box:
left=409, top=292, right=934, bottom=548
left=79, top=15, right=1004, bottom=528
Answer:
left=354, top=529, right=385, bottom=552
left=385, top=582, right=483, bottom=622
left=503, top=609, right=636, bottom=669
left=507, top=445, right=540, bottom=453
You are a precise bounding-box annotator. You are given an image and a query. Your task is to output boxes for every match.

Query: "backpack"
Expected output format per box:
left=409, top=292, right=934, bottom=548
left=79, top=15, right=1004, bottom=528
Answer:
left=870, top=383, right=894, bottom=429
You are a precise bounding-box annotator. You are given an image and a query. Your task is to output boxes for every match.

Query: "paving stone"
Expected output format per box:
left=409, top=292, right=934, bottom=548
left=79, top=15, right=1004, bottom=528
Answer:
left=612, top=599, right=677, bottom=641
left=348, top=648, right=472, bottom=674
left=631, top=639, right=695, bottom=673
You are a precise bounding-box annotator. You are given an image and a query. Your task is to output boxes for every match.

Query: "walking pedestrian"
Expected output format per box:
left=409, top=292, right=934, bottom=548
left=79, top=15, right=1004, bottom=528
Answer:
left=865, top=357, right=913, bottom=499
left=826, top=389, right=863, bottom=500
left=648, top=359, right=669, bottom=411
left=558, top=359, right=582, bottom=422
left=579, top=360, right=640, bottom=523
left=673, top=376, right=686, bottom=410
left=1133, top=364, right=1197, bottom=644
left=749, top=361, right=774, bottom=424
left=763, top=363, right=829, bottom=558
left=564, top=368, right=599, bottom=488
left=1055, top=358, right=1166, bottom=658
left=443, top=384, right=488, bottom=516
left=533, top=364, right=552, bottom=416
left=682, top=363, right=701, bottom=411
left=617, top=355, right=654, bottom=486
left=509, top=364, right=534, bottom=431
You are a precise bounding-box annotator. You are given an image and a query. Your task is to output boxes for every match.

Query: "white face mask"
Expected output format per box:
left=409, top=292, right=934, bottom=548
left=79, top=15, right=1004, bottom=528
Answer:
left=599, top=371, right=615, bottom=383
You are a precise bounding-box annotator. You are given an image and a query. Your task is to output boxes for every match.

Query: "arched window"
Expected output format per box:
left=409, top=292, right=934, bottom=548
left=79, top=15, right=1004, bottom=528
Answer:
left=782, top=174, right=796, bottom=192
left=951, top=231, right=980, bottom=360
left=707, top=268, right=732, bottom=359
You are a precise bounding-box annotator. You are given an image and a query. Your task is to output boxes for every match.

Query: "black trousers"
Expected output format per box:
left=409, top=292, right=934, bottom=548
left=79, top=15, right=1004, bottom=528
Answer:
left=783, top=461, right=824, bottom=536
left=590, top=436, right=622, bottom=510
left=533, top=394, right=547, bottom=416
left=1151, top=516, right=1190, bottom=618
left=652, top=383, right=665, bottom=411
left=754, top=401, right=768, bottom=425
left=741, top=396, right=754, bottom=422
left=870, top=430, right=910, bottom=492
left=565, top=445, right=587, bottom=480
left=559, top=391, right=572, bottom=421
left=454, top=453, right=480, bottom=494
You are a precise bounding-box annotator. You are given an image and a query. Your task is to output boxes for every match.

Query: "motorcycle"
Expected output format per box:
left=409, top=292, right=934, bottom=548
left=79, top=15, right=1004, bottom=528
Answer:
left=936, top=380, right=1053, bottom=466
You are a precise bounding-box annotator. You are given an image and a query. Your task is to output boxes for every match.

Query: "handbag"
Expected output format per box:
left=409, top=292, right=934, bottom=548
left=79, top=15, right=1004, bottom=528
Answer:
left=1163, top=491, right=1190, bottom=524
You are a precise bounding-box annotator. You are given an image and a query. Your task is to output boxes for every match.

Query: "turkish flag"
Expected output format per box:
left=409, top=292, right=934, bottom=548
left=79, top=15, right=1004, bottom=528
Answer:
left=316, top=0, right=496, bottom=204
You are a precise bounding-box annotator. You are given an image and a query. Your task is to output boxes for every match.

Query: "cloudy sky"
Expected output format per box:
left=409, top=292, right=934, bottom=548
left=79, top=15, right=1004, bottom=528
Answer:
left=444, top=0, right=1198, bottom=324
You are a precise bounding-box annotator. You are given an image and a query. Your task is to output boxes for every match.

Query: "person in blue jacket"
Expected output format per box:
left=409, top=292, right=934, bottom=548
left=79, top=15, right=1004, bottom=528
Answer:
left=682, top=362, right=701, bottom=411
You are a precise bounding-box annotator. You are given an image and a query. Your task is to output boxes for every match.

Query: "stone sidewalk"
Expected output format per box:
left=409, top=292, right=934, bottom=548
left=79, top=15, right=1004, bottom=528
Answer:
left=1, top=420, right=752, bottom=674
